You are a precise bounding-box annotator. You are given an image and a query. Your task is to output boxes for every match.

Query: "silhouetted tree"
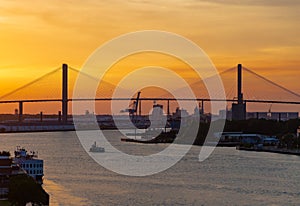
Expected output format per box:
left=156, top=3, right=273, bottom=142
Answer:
left=192, top=119, right=300, bottom=146
left=279, top=133, right=297, bottom=149
left=0, top=151, right=10, bottom=156
left=8, top=174, right=49, bottom=206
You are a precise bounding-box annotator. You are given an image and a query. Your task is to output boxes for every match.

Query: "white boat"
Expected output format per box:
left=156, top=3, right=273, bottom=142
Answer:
left=89, top=142, right=105, bottom=153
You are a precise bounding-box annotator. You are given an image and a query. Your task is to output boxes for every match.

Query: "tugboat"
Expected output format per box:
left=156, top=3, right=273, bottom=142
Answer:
left=13, top=146, right=44, bottom=184
left=89, top=142, right=105, bottom=153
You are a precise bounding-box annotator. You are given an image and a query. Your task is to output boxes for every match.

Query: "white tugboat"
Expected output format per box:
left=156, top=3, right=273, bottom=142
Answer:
left=13, top=146, right=44, bottom=184
left=89, top=142, right=105, bottom=153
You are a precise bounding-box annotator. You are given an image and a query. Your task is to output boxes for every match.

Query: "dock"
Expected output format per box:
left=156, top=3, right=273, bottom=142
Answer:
left=237, top=146, right=300, bottom=156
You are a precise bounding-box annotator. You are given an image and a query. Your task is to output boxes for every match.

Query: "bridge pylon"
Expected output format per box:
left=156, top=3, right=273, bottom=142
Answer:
left=232, top=64, right=246, bottom=120
left=62, top=63, right=68, bottom=123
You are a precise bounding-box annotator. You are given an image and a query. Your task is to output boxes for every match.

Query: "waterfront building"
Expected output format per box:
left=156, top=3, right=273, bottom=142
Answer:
left=172, top=107, right=189, bottom=119
left=238, top=134, right=279, bottom=147
left=0, top=152, right=25, bottom=200
left=218, top=109, right=232, bottom=120
left=214, top=132, right=279, bottom=147
left=220, top=109, right=299, bottom=121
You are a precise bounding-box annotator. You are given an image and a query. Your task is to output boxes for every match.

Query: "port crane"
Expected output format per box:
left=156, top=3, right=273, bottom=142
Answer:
left=120, top=91, right=141, bottom=116
left=267, top=104, right=272, bottom=119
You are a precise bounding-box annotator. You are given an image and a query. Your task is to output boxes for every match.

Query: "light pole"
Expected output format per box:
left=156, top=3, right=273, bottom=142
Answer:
left=297, top=127, right=300, bottom=151
left=297, top=133, right=299, bottom=151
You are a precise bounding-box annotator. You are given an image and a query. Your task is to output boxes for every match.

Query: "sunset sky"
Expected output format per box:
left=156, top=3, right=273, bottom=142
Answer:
left=0, top=0, right=300, bottom=113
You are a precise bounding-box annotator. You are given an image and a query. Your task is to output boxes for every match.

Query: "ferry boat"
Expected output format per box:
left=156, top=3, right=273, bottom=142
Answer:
left=13, top=146, right=44, bottom=184
left=89, top=142, right=105, bottom=153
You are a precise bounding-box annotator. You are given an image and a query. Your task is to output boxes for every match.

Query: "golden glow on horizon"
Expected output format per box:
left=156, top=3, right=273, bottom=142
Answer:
left=0, top=0, right=300, bottom=100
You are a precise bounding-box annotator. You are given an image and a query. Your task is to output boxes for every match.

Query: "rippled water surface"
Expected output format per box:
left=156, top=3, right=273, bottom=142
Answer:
left=1, top=131, right=300, bottom=205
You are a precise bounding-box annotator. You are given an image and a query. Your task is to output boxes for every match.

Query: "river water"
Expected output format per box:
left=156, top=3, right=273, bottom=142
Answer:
left=1, top=131, right=299, bottom=205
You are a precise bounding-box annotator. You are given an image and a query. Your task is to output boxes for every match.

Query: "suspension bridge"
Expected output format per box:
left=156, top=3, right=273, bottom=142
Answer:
left=0, top=64, right=299, bottom=123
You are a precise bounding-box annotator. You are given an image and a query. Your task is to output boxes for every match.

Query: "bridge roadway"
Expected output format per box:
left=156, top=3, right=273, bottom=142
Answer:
left=0, top=98, right=300, bottom=105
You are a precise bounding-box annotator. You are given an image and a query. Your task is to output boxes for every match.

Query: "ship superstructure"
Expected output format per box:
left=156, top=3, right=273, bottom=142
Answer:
left=13, top=146, right=44, bottom=184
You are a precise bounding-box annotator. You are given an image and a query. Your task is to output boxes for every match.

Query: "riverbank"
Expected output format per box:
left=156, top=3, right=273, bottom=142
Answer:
left=1, top=131, right=300, bottom=205
left=0, top=200, right=10, bottom=206
left=237, top=146, right=300, bottom=156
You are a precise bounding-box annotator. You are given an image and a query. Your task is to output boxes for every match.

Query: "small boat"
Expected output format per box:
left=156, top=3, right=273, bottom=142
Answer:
left=89, top=142, right=105, bottom=153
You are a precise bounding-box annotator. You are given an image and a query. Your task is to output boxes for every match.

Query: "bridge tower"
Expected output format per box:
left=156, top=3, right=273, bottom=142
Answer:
left=62, top=63, right=68, bottom=123
left=232, top=64, right=246, bottom=120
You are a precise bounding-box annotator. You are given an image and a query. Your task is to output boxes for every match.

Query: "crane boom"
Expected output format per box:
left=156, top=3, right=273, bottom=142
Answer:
left=134, top=91, right=141, bottom=114
left=120, top=91, right=141, bottom=116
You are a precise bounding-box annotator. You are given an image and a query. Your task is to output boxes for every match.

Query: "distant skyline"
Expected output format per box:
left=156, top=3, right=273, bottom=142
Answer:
left=0, top=0, right=300, bottom=112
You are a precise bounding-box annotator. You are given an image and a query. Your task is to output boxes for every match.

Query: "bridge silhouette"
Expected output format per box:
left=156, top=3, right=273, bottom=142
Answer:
left=0, top=64, right=299, bottom=122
